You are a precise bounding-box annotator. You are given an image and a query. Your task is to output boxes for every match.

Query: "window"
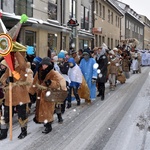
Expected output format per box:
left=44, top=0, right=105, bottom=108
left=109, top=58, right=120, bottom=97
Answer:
left=108, top=9, right=110, bottom=22
left=84, top=40, right=89, bottom=48
left=81, top=6, right=89, bottom=30
left=111, top=12, right=113, bottom=24
left=126, top=19, right=129, bottom=29
left=73, top=0, right=77, bottom=18
left=48, top=0, right=57, bottom=20
left=81, top=6, right=84, bottom=29
left=140, top=28, right=143, bottom=35
left=48, top=33, right=57, bottom=51
left=99, top=3, right=102, bottom=17
left=69, top=0, right=77, bottom=19
left=128, top=21, right=131, bottom=29
left=115, top=40, right=117, bottom=46
left=96, top=1, right=98, bottom=15
left=102, top=36, right=105, bottom=43
left=99, top=35, right=101, bottom=46
left=111, top=38, right=113, bottom=49
left=62, top=0, right=66, bottom=24
left=62, top=36, right=66, bottom=50
left=25, top=30, right=36, bottom=47
left=102, top=6, right=105, bottom=19
left=116, top=16, right=118, bottom=27
left=15, top=0, right=33, bottom=17
left=85, top=8, right=89, bottom=30
left=95, top=35, right=98, bottom=46
left=79, top=40, right=84, bottom=49
left=2, top=0, right=14, bottom=13
left=108, top=38, right=110, bottom=48
left=79, top=40, right=89, bottom=49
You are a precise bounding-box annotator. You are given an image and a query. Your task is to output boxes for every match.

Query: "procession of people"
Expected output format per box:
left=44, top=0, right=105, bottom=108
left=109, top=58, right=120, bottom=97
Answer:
left=0, top=39, right=147, bottom=140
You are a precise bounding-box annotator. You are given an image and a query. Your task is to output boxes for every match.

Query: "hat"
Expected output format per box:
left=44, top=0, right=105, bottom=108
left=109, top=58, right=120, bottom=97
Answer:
left=64, top=50, right=68, bottom=54
left=58, top=52, right=65, bottom=58
left=70, top=50, right=77, bottom=54
left=40, top=57, right=51, bottom=65
left=0, top=60, right=8, bottom=67
left=113, top=47, right=118, bottom=51
left=83, top=48, right=91, bottom=56
left=26, top=46, right=35, bottom=55
left=109, top=50, right=115, bottom=55
left=60, top=50, right=68, bottom=55
left=33, top=56, right=42, bottom=63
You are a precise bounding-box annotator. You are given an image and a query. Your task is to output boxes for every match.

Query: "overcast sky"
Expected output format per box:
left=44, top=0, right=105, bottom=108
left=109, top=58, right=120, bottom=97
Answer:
left=121, top=0, right=150, bottom=20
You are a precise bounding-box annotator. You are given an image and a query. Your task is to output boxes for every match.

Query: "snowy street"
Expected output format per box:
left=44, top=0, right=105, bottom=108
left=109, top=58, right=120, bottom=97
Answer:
left=1, top=67, right=150, bottom=150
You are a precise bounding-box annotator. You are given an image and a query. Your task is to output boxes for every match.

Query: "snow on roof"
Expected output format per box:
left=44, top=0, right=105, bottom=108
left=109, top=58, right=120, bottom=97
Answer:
left=115, top=0, right=144, bottom=25
left=1, top=12, right=38, bottom=24
left=107, top=0, right=124, bottom=16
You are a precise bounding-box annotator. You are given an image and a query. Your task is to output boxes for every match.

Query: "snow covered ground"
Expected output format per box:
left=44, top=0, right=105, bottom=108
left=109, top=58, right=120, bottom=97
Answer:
left=0, top=67, right=150, bottom=150
left=103, top=68, right=150, bottom=150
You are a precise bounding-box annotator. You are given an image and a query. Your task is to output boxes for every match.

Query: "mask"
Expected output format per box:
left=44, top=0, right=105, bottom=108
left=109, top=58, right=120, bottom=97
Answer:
left=84, top=55, right=90, bottom=61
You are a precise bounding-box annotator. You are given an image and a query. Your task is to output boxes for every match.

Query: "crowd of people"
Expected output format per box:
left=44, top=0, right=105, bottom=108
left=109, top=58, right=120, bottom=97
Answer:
left=0, top=43, right=146, bottom=140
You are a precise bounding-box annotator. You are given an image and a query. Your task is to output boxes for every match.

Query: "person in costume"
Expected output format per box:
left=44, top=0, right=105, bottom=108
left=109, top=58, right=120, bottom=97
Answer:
left=58, top=52, right=70, bottom=110
left=79, top=48, right=97, bottom=101
left=107, top=50, right=120, bottom=91
left=67, top=58, right=82, bottom=107
left=51, top=55, right=60, bottom=72
left=0, top=52, right=31, bottom=140
left=29, top=57, right=66, bottom=133
left=95, top=47, right=108, bottom=100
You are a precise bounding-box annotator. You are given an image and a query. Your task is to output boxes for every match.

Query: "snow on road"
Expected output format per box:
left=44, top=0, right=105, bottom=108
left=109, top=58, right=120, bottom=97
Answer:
left=0, top=67, right=150, bottom=150
left=103, top=68, right=150, bottom=150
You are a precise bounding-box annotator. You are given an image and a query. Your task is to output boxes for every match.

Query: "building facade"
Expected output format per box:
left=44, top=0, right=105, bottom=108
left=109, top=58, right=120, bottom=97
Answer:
left=140, top=15, right=150, bottom=49
left=93, top=0, right=123, bottom=49
left=116, top=1, right=144, bottom=49
left=0, top=0, right=93, bottom=57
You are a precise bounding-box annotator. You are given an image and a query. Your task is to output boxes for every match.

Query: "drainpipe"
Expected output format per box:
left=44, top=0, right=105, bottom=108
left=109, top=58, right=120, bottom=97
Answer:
left=91, top=0, right=95, bottom=49
left=120, top=15, right=124, bottom=44
left=60, top=0, right=63, bottom=50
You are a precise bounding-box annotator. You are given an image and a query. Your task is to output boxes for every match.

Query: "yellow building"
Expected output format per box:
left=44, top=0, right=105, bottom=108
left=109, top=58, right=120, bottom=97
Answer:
left=93, top=0, right=123, bottom=49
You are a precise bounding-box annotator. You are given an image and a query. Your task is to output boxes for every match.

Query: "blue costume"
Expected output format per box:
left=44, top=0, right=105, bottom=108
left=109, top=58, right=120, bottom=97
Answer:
left=80, top=49, right=97, bottom=100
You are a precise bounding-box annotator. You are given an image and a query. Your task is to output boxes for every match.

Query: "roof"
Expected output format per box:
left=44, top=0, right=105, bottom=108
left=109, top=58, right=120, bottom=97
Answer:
left=107, top=0, right=124, bottom=16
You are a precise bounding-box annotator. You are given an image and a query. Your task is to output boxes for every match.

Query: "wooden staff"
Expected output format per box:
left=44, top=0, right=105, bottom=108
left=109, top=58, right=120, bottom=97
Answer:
left=9, top=69, right=13, bottom=140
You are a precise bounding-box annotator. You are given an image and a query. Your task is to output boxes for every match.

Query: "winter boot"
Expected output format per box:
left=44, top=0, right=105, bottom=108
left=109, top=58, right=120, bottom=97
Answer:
left=42, top=122, right=52, bottom=134
left=18, top=127, right=27, bottom=139
left=77, top=99, right=80, bottom=106
left=97, top=89, right=102, bottom=97
left=57, top=113, right=63, bottom=124
left=101, top=96, right=105, bottom=101
left=101, top=87, right=105, bottom=101
left=0, top=129, right=8, bottom=140
left=61, top=102, right=66, bottom=114
left=66, top=102, right=71, bottom=108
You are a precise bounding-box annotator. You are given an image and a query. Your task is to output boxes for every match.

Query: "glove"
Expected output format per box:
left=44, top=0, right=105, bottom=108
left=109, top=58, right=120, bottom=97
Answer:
left=91, top=78, right=97, bottom=84
left=45, top=79, right=52, bottom=87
